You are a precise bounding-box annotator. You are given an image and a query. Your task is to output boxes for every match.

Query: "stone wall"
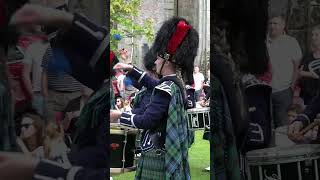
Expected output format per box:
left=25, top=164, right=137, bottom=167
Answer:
left=118, top=0, right=210, bottom=71
left=119, top=0, right=176, bottom=67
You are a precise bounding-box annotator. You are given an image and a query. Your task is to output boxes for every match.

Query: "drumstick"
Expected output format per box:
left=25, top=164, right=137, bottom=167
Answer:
left=299, top=121, right=320, bottom=135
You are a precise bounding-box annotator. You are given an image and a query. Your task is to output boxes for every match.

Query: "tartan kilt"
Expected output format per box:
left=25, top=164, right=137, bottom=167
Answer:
left=188, top=129, right=195, bottom=147
left=135, top=150, right=165, bottom=180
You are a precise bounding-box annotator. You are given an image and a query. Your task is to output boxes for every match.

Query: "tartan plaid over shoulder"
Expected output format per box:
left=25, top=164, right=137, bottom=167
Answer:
left=0, top=64, right=16, bottom=151
left=73, top=80, right=109, bottom=146
left=211, top=76, right=241, bottom=180
left=165, top=81, right=191, bottom=180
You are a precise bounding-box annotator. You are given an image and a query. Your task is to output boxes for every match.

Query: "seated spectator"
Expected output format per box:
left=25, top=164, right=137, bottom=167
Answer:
left=287, top=103, right=318, bottom=143
left=287, top=104, right=304, bottom=124
left=17, top=111, right=44, bottom=159
left=123, top=99, right=132, bottom=112
left=62, top=85, right=93, bottom=141
left=114, top=96, right=124, bottom=112
left=44, top=122, right=71, bottom=167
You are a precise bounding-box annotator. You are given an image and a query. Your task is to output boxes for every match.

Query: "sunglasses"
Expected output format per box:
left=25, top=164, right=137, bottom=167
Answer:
left=20, top=123, right=32, bottom=129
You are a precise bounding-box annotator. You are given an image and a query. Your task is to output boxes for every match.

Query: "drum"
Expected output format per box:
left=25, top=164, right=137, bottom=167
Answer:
left=110, top=128, right=137, bottom=173
left=187, top=107, right=210, bottom=130
left=246, top=144, right=320, bottom=180
left=274, top=126, right=295, bottom=147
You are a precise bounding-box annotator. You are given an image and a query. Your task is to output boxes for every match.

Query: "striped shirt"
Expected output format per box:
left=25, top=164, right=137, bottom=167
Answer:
left=41, top=46, right=82, bottom=92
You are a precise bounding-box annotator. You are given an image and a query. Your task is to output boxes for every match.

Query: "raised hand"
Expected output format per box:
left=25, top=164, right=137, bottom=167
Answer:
left=113, top=63, right=133, bottom=71
left=10, top=4, right=73, bottom=27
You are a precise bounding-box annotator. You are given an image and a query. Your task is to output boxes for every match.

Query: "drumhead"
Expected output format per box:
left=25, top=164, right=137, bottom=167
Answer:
left=187, top=107, right=210, bottom=113
left=246, top=144, right=320, bottom=165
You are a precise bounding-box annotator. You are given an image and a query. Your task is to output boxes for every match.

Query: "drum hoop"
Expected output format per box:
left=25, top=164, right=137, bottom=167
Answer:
left=111, top=129, right=125, bottom=135
left=187, top=108, right=210, bottom=114
left=110, top=128, right=139, bottom=135
left=247, top=154, right=320, bottom=165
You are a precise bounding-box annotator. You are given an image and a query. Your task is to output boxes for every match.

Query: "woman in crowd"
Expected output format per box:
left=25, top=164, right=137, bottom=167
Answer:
left=114, top=96, right=124, bottom=112
left=17, top=111, right=44, bottom=159
left=43, top=122, right=71, bottom=166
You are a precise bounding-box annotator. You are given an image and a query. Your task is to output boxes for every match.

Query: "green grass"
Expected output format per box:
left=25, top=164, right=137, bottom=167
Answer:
left=111, top=131, right=210, bottom=180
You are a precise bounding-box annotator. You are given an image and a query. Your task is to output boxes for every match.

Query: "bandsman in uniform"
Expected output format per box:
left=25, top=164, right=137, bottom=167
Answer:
left=110, top=17, right=199, bottom=180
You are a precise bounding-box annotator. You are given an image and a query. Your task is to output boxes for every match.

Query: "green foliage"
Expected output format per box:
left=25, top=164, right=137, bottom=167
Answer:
left=110, top=0, right=154, bottom=52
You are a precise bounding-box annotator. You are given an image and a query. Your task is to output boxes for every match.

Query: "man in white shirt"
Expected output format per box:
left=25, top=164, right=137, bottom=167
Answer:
left=193, top=65, right=205, bottom=101
left=267, top=13, right=302, bottom=128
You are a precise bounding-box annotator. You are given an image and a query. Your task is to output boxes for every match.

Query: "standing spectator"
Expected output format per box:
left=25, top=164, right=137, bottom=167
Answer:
left=41, top=46, right=83, bottom=123
left=299, top=25, right=320, bottom=105
left=267, top=13, right=302, bottom=128
left=119, top=48, right=130, bottom=64
left=193, top=65, right=205, bottom=101
left=40, top=0, right=83, bottom=123
left=119, top=48, right=137, bottom=99
left=22, top=29, right=49, bottom=117
left=115, top=69, right=125, bottom=98
left=203, top=69, right=210, bottom=96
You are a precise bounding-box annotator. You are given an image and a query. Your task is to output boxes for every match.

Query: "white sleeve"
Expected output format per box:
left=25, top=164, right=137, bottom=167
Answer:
left=23, top=44, right=34, bottom=65
left=291, top=38, right=302, bottom=63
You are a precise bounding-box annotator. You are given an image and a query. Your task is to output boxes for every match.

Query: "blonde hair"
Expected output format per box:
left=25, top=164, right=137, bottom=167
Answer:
left=43, top=122, right=64, bottom=158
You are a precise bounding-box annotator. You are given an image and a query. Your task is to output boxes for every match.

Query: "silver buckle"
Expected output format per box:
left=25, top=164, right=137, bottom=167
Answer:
left=155, top=149, right=162, bottom=155
left=163, top=53, right=170, bottom=61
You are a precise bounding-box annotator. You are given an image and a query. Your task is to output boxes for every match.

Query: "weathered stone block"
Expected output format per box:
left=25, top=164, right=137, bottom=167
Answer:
left=288, top=6, right=307, bottom=30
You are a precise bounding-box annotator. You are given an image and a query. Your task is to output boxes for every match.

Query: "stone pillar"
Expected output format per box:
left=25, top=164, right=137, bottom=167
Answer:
left=177, top=0, right=199, bottom=29
left=118, top=0, right=176, bottom=68
left=269, top=0, right=289, bottom=15
left=177, top=0, right=210, bottom=69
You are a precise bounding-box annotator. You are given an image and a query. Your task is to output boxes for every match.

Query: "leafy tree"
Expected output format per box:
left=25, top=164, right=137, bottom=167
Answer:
left=110, top=0, right=154, bottom=53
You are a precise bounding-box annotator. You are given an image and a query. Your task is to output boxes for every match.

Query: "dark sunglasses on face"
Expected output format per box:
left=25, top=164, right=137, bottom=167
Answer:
left=21, top=123, right=32, bottom=129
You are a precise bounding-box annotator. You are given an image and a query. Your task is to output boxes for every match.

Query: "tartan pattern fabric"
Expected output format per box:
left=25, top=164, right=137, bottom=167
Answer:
left=0, top=64, right=17, bottom=151
left=211, top=76, right=241, bottom=180
left=135, top=150, right=166, bottom=180
left=165, top=83, right=190, bottom=180
left=134, top=82, right=190, bottom=180
left=73, top=80, right=109, bottom=145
